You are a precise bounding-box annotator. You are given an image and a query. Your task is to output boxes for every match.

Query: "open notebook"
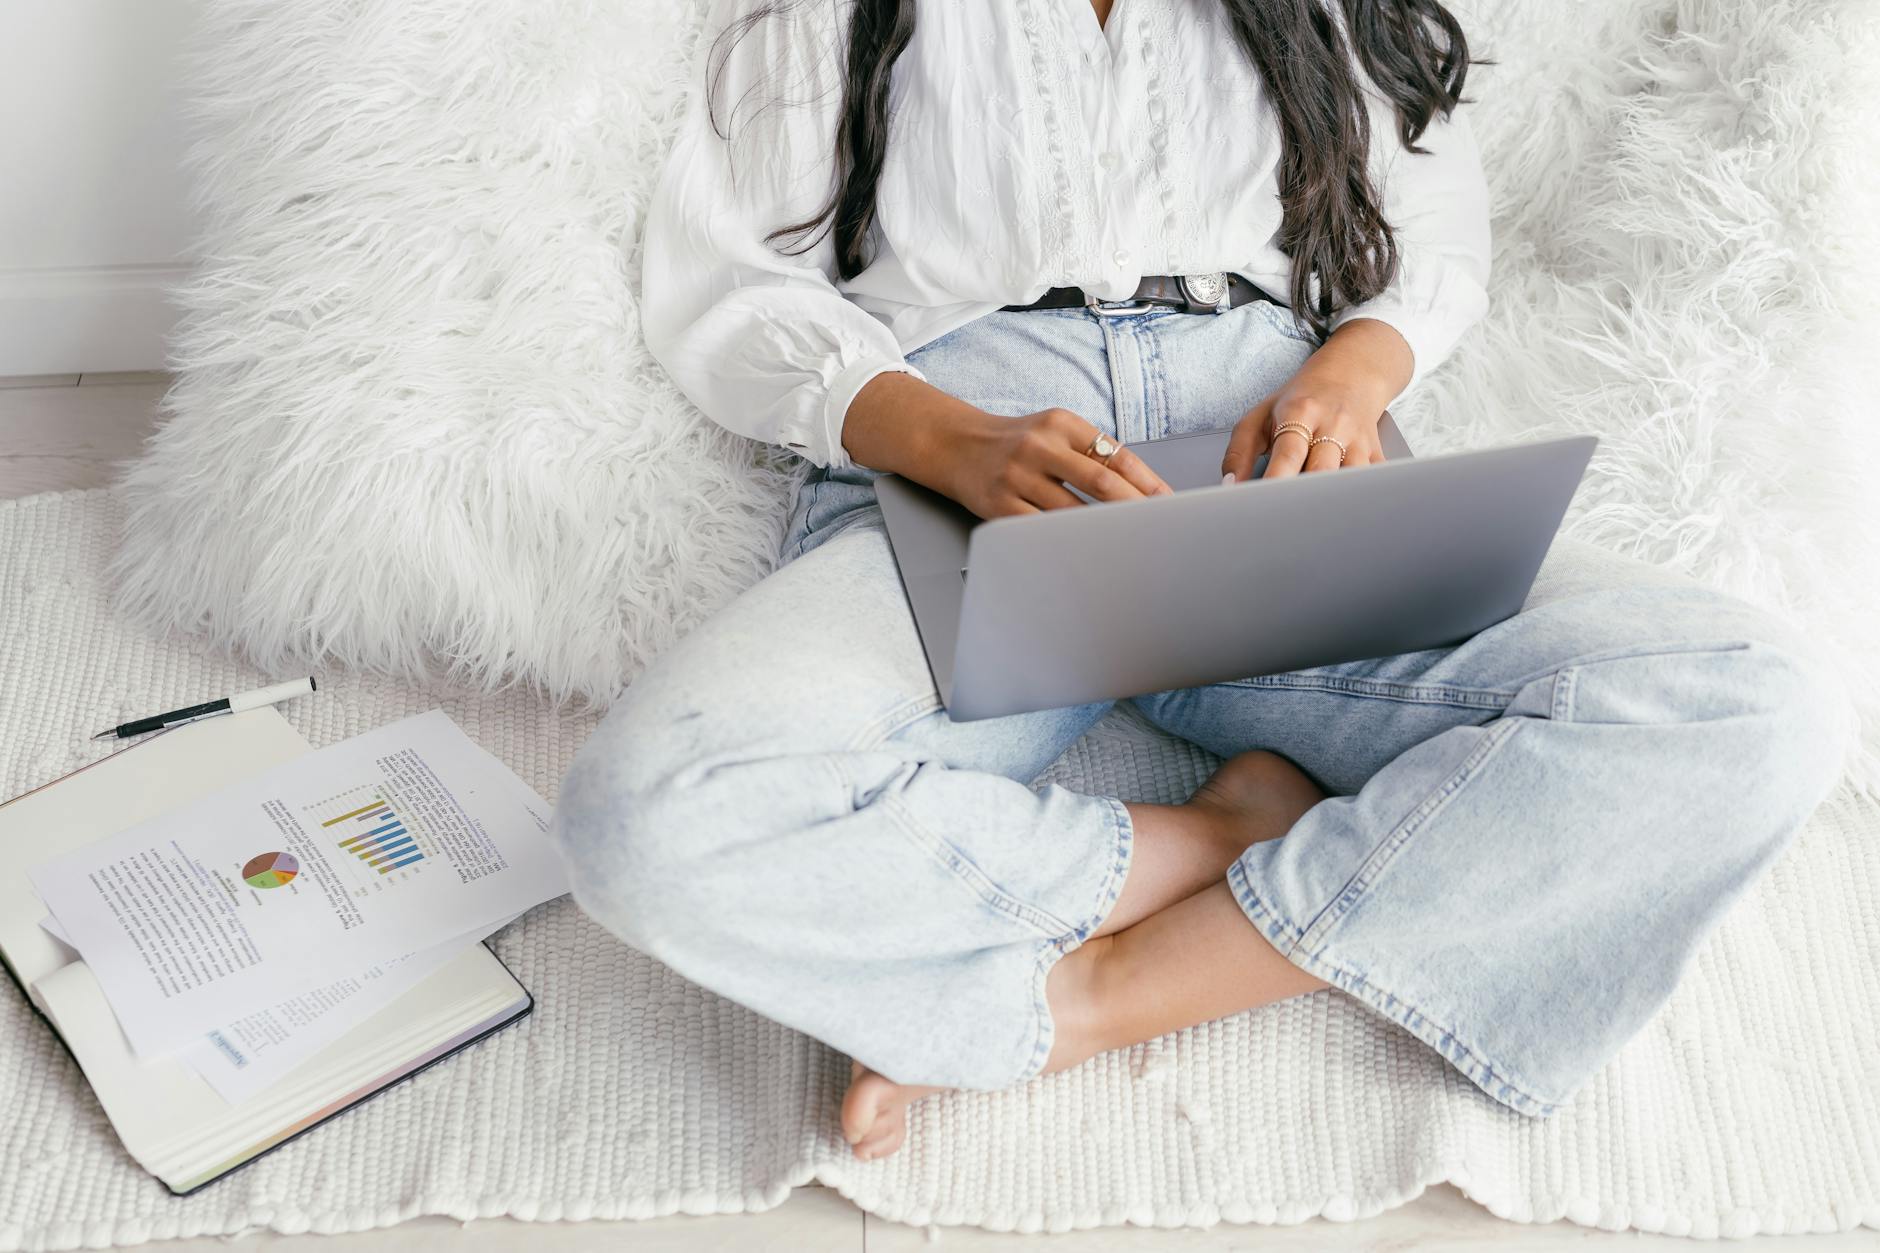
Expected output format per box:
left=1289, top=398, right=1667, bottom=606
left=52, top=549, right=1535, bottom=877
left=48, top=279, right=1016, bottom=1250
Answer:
left=0, top=709, right=532, bottom=1195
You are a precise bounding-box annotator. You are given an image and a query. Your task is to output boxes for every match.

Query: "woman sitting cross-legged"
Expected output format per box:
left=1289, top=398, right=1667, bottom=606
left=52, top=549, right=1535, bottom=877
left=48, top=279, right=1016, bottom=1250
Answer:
left=550, top=0, right=1847, bottom=1162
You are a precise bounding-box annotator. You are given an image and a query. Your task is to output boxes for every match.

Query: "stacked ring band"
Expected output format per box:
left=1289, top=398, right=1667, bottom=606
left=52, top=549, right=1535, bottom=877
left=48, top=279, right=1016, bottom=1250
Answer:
left=1273, top=421, right=1313, bottom=445
left=1308, top=434, right=1348, bottom=465
left=1085, top=434, right=1121, bottom=467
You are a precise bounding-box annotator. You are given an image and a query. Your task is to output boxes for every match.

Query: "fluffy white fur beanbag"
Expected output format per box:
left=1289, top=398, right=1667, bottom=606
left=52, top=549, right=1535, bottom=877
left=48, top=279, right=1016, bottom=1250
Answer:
left=113, top=0, right=800, bottom=706
left=114, top=0, right=1880, bottom=790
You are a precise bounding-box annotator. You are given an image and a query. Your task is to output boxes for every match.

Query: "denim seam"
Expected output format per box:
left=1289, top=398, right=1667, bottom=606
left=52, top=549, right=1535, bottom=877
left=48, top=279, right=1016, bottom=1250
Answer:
left=1098, top=317, right=1129, bottom=440
left=1294, top=717, right=1523, bottom=953
left=1259, top=298, right=1318, bottom=346
left=1146, top=321, right=1171, bottom=441
left=793, top=505, right=881, bottom=564
left=1551, top=665, right=1578, bottom=722
left=1225, top=860, right=1559, bottom=1117
left=1501, top=638, right=1754, bottom=695
left=1214, top=672, right=1516, bottom=710
left=790, top=473, right=826, bottom=562
left=1116, top=318, right=1139, bottom=444
left=1020, top=939, right=1072, bottom=1087
left=1130, top=319, right=1150, bottom=443
left=818, top=754, right=856, bottom=815
left=1017, top=794, right=1134, bottom=1083
left=849, top=692, right=944, bottom=751
left=878, top=793, right=1078, bottom=940
left=1068, top=795, right=1134, bottom=941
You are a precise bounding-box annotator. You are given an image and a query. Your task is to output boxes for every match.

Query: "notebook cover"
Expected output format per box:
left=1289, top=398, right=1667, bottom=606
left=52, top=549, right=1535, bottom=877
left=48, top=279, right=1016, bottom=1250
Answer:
left=1, top=935, right=533, bottom=1195
left=0, top=716, right=537, bottom=1195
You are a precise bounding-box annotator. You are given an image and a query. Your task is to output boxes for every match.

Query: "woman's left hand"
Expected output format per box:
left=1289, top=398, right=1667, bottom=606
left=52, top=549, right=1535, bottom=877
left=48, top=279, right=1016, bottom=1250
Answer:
left=1220, top=316, right=1415, bottom=482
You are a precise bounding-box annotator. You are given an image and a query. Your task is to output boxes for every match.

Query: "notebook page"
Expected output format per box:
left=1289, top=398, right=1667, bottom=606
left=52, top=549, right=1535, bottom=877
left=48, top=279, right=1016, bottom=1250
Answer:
left=179, top=914, right=521, bottom=1104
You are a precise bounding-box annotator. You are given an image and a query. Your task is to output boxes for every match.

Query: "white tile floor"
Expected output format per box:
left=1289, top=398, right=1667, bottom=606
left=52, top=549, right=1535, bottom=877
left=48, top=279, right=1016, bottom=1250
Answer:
left=104, top=1184, right=1880, bottom=1253
left=0, top=369, right=170, bottom=496
left=3, top=375, right=1875, bottom=1249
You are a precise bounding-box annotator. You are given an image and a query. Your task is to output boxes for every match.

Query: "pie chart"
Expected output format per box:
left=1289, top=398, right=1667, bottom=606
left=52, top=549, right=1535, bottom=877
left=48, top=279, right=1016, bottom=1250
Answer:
left=242, top=851, right=299, bottom=889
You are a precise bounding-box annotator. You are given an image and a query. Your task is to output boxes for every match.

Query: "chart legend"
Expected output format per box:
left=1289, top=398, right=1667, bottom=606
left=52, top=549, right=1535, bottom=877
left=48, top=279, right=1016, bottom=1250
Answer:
left=323, top=797, right=427, bottom=874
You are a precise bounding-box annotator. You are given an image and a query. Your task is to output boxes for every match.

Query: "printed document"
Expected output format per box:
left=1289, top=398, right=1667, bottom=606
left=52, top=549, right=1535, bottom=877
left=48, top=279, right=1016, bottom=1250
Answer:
left=30, top=711, right=565, bottom=1059
left=180, top=929, right=482, bottom=1102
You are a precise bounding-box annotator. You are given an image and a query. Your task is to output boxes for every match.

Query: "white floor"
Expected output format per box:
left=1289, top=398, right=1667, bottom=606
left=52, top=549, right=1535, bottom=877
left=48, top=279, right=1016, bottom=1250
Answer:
left=4, top=372, right=1876, bottom=1250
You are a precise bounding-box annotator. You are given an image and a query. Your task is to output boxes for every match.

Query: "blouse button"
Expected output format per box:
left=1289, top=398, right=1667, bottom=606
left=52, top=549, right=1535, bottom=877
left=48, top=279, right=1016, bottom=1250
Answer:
left=1098, top=150, right=1121, bottom=174
left=1112, top=248, right=1132, bottom=268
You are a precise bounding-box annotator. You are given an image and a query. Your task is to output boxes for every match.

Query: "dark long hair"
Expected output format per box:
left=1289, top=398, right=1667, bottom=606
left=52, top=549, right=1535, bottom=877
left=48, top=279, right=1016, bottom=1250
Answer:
left=711, top=0, right=1471, bottom=339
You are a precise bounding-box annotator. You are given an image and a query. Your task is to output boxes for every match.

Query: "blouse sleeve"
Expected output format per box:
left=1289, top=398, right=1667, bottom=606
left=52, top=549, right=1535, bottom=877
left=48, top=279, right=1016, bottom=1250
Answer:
left=1326, top=103, right=1493, bottom=399
left=639, top=0, right=923, bottom=470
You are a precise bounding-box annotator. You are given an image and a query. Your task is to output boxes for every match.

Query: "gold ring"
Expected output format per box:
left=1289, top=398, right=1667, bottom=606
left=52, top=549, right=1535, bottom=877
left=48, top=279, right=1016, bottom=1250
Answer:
left=1272, top=420, right=1313, bottom=445
left=1308, top=434, right=1348, bottom=465
left=1084, top=434, right=1121, bottom=467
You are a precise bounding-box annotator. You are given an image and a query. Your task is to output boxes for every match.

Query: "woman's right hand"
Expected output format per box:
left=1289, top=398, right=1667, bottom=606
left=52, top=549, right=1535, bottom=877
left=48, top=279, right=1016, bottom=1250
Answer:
left=842, top=372, right=1173, bottom=520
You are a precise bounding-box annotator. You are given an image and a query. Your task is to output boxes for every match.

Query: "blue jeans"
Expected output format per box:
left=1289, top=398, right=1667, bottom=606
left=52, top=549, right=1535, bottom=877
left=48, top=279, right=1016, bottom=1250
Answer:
left=552, top=301, right=1845, bottom=1116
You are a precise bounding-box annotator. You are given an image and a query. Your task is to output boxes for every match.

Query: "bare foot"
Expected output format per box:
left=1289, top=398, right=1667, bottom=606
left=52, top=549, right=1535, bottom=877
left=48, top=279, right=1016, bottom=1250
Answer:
left=840, top=1058, right=947, bottom=1161
left=1186, top=750, right=1324, bottom=854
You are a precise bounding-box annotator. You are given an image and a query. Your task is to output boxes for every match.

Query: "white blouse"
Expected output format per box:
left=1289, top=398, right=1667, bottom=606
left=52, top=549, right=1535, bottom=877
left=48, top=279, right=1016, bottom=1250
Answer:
left=641, top=0, right=1492, bottom=470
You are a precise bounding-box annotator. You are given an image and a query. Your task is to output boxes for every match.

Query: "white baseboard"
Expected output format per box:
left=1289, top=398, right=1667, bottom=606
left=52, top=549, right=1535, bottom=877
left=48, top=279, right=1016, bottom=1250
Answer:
left=0, top=264, right=189, bottom=376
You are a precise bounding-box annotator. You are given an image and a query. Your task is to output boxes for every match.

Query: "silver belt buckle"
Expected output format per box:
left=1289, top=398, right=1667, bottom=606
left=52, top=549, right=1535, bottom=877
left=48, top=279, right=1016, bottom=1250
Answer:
left=1179, top=272, right=1231, bottom=313
left=1085, top=291, right=1156, bottom=317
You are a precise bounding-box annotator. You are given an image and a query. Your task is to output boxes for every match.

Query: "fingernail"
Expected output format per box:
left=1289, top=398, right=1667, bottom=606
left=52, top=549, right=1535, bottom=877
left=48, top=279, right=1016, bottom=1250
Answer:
left=1222, top=472, right=1236, bottom=485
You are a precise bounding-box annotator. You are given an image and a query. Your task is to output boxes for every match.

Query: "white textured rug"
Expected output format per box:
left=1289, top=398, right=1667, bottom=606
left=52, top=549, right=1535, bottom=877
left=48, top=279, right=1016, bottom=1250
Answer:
left=4, top=489, right=1879, bottom=1250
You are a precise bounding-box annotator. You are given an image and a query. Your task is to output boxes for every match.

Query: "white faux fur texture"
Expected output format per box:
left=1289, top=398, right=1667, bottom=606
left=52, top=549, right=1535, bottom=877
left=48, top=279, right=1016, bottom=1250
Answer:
left=1415, top=0, right=1880, bottom=791
left=113, top=0, right=802, bottom=707
left=114, top=0, right=1880, bottom=786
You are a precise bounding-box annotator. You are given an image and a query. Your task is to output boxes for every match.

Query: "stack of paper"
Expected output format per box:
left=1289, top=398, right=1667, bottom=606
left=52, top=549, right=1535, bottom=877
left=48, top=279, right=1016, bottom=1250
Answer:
left=0, top=708, right=571, bottom=1191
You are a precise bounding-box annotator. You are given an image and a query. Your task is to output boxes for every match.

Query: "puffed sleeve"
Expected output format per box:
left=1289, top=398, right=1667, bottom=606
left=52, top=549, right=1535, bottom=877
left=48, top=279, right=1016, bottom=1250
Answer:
left=639, top=0, right=923, bottom=470
left=1327, top=103, right=1493, bottom=398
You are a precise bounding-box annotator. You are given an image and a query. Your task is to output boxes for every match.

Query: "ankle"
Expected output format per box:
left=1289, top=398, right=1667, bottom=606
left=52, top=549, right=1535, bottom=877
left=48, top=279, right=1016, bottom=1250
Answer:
left=1184, top=751, right=1324, bottom=859
left=1043, top=933, right=1123, bottom=1073
left=1181, top=787, right=1256, bottom=867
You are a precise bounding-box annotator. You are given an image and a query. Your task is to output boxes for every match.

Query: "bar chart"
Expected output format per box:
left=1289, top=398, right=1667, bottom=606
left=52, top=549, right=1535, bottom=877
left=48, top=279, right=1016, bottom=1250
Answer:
left=323, top=797, right=426, bottom=874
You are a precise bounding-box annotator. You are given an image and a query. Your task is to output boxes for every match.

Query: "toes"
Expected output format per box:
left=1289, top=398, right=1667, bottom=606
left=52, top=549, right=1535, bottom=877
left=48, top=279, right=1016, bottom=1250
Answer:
left=841, top=1062, right=947, bottom=1161
left=840, top=1064, right=884, bottom=1146
left=852, top=1112, right=908, bottom=1161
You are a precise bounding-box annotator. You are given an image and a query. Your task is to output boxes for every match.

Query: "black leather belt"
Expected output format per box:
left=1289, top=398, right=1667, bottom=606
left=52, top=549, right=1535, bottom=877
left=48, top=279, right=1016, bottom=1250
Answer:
left=1002, top=272, right=1267, bottom=315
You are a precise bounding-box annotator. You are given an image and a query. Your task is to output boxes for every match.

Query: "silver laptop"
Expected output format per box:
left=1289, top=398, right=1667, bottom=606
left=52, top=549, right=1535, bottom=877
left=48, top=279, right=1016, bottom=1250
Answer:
left=874, top=414, right=1597, bottom=722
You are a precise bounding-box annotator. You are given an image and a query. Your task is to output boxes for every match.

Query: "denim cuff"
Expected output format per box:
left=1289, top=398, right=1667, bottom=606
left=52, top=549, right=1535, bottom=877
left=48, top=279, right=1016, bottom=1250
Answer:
left=1017, top=795, right=1134, bottom=1084
left=1225, top=854, right=1562, bottom=1119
